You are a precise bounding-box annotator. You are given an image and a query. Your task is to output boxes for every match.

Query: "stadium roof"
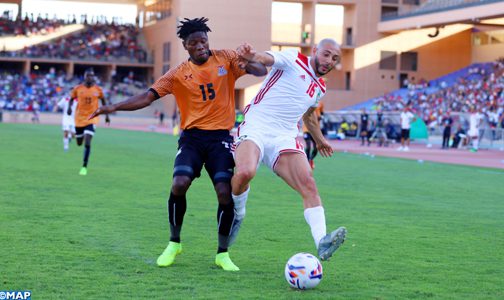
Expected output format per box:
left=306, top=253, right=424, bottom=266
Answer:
left=0, top=0, right=138, bottom=3
left=379, top=0, right=504, bottom=32
left=51, top=0, right=137, bottom=3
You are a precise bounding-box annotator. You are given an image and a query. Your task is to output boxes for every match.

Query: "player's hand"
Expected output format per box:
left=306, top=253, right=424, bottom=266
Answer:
left=317, top=139, right=334, bottom=157
left=89, top=105, right=115, bottom=120
left=236, top=42, right=256, bottom=62
left=237, top=57, right=249, bottom=69
left=67, top=108, right=72, bottom=116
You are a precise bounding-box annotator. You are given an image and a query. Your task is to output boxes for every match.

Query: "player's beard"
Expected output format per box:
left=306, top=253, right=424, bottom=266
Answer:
left=314, top=57, right=333, bottom=76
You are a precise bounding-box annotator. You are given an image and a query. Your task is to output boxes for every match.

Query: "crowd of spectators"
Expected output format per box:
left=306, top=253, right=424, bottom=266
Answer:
left=0, top=13, right=66, bottom=37
left=0, top=69, right=107, bottom=113
left=0, top=69, right=149, bottom=114
left=12, top=22, right=147, bottom=62
left=0, top=12, right=148, bottom=63
left=1, top=70, right=79, bottom=113
left=371, top=60, right=504, bottom=130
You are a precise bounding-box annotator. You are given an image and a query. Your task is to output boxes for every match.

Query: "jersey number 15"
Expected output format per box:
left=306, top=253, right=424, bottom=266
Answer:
left=199, top=83, right=215, bottom=101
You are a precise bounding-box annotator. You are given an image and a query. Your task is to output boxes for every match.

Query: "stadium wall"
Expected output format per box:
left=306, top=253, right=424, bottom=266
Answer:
left=472, top=43, right=504, bottom=63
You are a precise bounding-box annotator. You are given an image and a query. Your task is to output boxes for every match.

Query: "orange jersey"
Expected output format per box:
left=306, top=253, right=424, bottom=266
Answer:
left=302, top=102, right=324, bottom=133
left=150, top=49, right=246, bottom=130
left=71, top=84, right=104, bottom=127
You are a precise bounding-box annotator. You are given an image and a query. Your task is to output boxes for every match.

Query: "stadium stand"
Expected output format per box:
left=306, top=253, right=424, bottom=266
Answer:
left=0, top=14, right=66, bottom=37
left=382, top=0, right=503, bottom=19
left=0, top=70, right=87, bottom=112
left=407, top=0, right=491, bottom=15
left=2, top=21, right=148, bottom=63
left=333, top=59, right=503, bottom=147
left=0, top=67, right=149, bottom=112
left=345, top=60, right=503, bottom=124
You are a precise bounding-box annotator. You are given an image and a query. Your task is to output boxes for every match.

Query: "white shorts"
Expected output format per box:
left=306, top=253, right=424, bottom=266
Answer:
left=235, top=125, right=305, bottom=171
left=62, top=122, right=75, bottom=133
left=468, top=127, right=479, bottom=137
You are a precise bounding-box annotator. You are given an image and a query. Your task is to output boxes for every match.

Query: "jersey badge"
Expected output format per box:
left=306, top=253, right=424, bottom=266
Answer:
left=217, top=65, right=227, bottom=76
left=315, top=91, right=322, bottom=103
left=184, top=74, right=193, bottom=81
left=299, top=75, right=306, bottom=81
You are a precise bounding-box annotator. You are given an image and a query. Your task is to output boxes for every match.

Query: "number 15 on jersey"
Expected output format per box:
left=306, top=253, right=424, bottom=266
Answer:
left=199, top=83, right=215, bottom=101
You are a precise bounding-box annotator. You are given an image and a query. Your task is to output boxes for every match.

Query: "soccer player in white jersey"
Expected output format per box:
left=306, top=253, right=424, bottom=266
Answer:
left=57, top=97, right=77, bottom=151
left=468, top=106, right=484, bottom=152
left=229, top=39, right=347, bottom=261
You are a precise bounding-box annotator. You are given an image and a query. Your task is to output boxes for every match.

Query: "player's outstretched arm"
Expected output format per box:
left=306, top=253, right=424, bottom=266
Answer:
left=237, top=42, right=275, bottom=67
left=89, top=91, right=157, bottom=120
left=303, top=108, right=333, bottom=158
left=67, top=98, right=75, bottom=116
left=244, top=61, right=268, bottom=76
left=100, top=97, right=111, bottom=125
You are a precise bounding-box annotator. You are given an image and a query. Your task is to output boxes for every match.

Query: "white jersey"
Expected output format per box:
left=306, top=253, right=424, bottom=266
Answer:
left=240, top=49, right=326, bottom=138
left=469, top=112, right=483, bottom=131
left=400, top=111, right=415, bottom=129
left=58, top=98, right=77, bottom=126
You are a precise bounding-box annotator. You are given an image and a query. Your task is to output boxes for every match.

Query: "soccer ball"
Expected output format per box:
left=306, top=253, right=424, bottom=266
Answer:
left=284, top=252, right=323, bottom=290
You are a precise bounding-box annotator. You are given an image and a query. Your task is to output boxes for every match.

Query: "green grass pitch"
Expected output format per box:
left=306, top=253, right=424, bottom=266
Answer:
left=1, top=123, right=503, bottom=299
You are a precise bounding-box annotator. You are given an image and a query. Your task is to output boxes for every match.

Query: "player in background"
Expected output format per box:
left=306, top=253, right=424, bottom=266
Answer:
left=468, top=106, right=484, bottom=152
left=441, top=110, right=453, bottom=149
left=303, top=102, right=324, bottom=169
left=359, top=108, right=370, bottom=146
left=89, top=17, right=267, bottom=271
left=57, top=96, right=77, bottom=151
left=369, top=109, right=387, bottom=147
left=229, top=39, right=347, bottom=261
left=67, top=69, right=110, bottom=175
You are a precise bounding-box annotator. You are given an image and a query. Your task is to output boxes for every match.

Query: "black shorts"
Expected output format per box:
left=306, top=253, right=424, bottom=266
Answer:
left=360, top=126, right=368, bottom=136
left=75, top=124, right=95, bottom=138
left=303, top=132, right=314, bottom=142
left=401, top=129, right=410, bottom=139
left=174, top=128, right=234, bottom=184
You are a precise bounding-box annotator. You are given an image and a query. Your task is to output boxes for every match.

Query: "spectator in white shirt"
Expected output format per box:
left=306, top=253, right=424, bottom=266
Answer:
left=468, top=106, right=484, bottom=152
left=398, top=106, right=416, bottom=151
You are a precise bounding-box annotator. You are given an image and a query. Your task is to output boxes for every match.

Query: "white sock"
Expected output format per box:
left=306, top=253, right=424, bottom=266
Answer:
left=232, top=186, right=250, bottom=220
left=473, top=139, right=479, bottom=150
left=304, top=206, right=327, bottom=248
left=63, top=138, right=69, bottom=149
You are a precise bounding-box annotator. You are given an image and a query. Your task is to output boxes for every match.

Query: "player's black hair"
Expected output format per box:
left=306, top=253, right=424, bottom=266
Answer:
left=177, top=17, right=211, bottom=41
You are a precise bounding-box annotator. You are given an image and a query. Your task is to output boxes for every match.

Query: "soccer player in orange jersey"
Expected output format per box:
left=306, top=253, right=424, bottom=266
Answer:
left=68, top=69, right=110, bottom=176
left=89, top=17, right=267, bottom=271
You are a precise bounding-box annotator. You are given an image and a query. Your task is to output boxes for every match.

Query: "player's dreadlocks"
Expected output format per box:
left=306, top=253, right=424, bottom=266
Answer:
left=177, top=17, right=211, bottom=41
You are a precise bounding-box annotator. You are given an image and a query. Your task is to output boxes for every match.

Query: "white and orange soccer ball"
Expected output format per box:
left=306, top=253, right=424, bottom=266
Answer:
left=284, top=252, right=323, bottom=290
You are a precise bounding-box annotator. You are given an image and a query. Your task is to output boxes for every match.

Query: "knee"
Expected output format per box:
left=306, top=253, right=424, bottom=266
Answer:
left=233, top=168, right=256, bottom=187
left=172, top=176, right=191, bottom=195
